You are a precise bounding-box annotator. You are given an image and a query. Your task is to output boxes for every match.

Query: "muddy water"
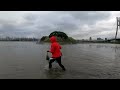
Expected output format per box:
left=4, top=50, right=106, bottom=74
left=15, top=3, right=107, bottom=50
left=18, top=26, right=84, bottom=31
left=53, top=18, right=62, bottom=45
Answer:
left=0, top=42, right=120, bottom=79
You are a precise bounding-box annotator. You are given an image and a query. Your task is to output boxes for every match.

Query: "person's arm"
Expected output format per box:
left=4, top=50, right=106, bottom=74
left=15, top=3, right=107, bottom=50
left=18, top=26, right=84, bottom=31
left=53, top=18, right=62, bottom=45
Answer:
left=59, top=45, right=62, bottom=49
left=59, top=45, right=62, bottom=56
left=49, top=44, right=55, bottom=53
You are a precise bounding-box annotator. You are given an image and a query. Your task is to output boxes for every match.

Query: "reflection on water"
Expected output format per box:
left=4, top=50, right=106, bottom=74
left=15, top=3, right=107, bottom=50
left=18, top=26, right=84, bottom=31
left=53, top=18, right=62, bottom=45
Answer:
left=0, top=42, right=120, bottom=79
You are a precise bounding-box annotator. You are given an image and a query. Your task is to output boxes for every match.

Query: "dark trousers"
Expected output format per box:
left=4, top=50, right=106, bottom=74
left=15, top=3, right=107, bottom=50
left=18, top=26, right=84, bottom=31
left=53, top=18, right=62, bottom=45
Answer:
left=49, top=56, right=65, bottom=70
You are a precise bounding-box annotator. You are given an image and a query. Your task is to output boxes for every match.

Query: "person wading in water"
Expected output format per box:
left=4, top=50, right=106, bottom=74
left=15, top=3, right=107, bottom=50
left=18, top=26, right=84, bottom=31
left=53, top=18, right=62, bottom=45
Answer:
left=47, top=36, right=66, bottom=71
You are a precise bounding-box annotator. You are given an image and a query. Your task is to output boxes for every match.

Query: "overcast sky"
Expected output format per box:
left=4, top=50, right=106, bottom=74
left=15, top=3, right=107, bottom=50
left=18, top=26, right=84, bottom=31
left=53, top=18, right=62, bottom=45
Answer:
left=0, top=11, right=120, bottom=40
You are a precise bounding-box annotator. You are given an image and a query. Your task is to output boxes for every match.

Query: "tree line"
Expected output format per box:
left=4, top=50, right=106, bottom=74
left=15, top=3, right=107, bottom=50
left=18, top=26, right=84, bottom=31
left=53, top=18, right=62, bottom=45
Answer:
left=0, top=37, right=38, bottom=41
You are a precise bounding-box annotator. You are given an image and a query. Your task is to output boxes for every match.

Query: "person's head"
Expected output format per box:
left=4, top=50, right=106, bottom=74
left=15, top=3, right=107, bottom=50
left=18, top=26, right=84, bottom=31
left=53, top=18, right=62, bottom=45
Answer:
left=50, top=36, right=57, bottom=43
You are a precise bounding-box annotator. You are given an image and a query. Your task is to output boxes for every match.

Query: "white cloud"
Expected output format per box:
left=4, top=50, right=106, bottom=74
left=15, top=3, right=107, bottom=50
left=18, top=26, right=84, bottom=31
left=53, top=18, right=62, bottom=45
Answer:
left=0, top=11, right=119, bottom=39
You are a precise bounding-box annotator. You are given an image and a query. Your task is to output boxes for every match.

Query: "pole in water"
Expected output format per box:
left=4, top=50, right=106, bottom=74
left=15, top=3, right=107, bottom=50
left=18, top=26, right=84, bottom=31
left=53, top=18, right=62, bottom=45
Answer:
left=115, top=17, right=120, bottom=41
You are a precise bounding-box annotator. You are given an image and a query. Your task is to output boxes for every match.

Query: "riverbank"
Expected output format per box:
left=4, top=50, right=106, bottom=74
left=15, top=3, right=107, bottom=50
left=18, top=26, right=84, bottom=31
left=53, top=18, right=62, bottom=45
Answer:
left=37, top=41, right=120, bottom=45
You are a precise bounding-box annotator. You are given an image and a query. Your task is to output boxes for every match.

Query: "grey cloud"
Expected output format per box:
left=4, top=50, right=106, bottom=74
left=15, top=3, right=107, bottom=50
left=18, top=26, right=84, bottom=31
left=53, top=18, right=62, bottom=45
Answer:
left=55, top=11, right=111, bottom=25
left=24, top=14, right=38, bottom=21
left=71, top=27, right=116, bottom=39
left=65, top=11, right=110, bottom=20
left=37, top=11, right=110, bottom=33
left=23, top=12, right=80, bottom=34
left=0, top=11, right=113, bottom=39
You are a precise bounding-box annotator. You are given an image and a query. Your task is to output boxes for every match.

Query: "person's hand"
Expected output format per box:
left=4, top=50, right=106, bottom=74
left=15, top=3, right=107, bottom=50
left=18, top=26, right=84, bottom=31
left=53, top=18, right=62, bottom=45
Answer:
left=47, top=51, right=49, bottom=52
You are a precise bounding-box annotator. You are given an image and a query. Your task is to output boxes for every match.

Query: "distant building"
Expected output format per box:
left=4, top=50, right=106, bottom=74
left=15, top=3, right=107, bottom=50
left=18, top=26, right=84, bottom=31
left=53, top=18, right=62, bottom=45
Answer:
left=97, top=38, right=103, bottom=40
left=105, top=38, right=107, bottom=41
left=82, top=39, right=84, bottom=41
left=89, top=37, right=92, bottom=41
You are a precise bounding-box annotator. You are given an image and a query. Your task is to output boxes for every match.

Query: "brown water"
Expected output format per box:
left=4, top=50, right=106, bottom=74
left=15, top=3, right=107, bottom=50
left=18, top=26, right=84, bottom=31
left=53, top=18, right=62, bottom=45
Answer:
left=0, top=42, right=120, bottom=79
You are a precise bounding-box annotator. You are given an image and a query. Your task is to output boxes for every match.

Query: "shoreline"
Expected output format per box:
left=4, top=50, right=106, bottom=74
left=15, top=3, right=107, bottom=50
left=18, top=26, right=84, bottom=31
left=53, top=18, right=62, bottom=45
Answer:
left=37, top=41, right=120, bottom=45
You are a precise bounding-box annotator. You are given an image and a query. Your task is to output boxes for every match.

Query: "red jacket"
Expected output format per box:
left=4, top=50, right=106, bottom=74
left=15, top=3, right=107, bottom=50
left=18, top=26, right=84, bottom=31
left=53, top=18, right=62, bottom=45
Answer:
left=49, top=36, right=62, bottom=58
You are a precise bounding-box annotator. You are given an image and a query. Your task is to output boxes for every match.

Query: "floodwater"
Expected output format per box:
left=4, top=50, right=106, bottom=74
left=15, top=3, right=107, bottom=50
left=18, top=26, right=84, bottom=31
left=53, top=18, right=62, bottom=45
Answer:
left=0, top=42, right=120, bottom=79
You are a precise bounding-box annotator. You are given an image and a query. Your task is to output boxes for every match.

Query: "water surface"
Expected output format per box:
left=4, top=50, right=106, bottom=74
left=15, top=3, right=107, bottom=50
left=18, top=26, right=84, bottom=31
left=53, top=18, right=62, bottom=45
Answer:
left=0, top=42, right=120, bottom=79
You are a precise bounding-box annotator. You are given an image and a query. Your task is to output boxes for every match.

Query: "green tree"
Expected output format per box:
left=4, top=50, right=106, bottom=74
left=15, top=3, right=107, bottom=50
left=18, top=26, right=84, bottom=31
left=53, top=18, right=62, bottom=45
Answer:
left=40, top=36, right=48, bottom=41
